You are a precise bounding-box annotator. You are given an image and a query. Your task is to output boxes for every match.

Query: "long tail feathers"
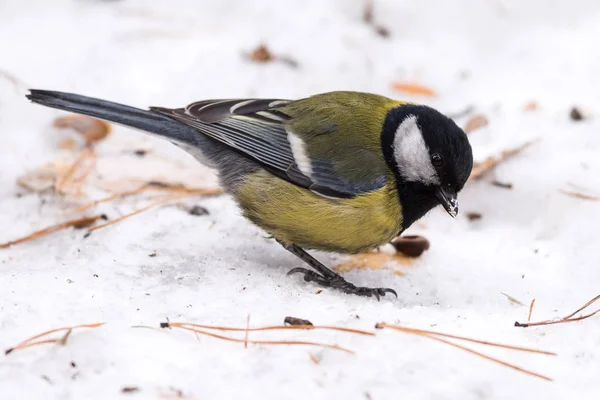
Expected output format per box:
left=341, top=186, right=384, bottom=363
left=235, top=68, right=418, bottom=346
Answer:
left=26, top=89, right=200, bottom=146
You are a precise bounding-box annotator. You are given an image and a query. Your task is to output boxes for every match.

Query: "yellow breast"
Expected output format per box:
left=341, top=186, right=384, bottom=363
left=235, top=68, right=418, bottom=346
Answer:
left=233, top=170, right=403, bottom=254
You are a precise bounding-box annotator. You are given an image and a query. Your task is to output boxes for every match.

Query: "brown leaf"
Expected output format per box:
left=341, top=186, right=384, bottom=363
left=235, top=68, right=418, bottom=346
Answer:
left=463, top=114, right=489, bottom=134
left=249, top=44, right=274, bottom=63
left=53, top=115, right=111, bottom=143
left=523, top=101, right=538, bottom=111
left=391, top=82, right=437, bottom=97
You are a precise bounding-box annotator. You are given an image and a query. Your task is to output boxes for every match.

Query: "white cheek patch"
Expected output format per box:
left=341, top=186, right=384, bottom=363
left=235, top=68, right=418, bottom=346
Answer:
left=286, top=129, right=313, bottom=177
left=392, top=115, right=440, bottom=185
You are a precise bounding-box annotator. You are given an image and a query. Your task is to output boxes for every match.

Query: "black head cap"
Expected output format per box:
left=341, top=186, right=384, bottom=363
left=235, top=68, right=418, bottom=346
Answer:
left=381, top=104, right=473, bottom=231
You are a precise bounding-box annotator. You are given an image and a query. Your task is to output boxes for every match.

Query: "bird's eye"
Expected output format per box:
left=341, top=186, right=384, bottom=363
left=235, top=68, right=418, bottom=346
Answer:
left=431, top=153, right=443, bottom=167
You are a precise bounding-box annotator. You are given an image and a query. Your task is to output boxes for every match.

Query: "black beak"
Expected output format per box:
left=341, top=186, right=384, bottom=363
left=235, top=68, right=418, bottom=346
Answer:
left=435, top=186, right=458, bottom=218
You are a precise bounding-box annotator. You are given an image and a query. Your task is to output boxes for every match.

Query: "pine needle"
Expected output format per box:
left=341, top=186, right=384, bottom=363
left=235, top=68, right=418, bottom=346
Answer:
left=376, top=324, right=555, bottom=355
left=86, top=193, right=195, bottom=234
left=559, top=189, right=599, bottom=202
left=376, top=323, right=555, bottom=381
left=166, top=324, right=354, bottom=354
left=5, top=323, right=105, bottom=355
left=166, top=322, right=375, bottom=336
left=528, top=299, right=536, bottom=322
left=0, top=215, right=104, bottom=249
left=244, top=315, right=250, bottom=349
left=515, top=294, right=600, bottom=328
left=70, top=183, right=222, bottom=214
left=55, top=145, right=93, bottom=193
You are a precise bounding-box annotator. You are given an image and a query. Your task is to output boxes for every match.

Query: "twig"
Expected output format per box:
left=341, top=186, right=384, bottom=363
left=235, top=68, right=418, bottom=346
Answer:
left=469, top=139, right=539, bottom=181
left=376, top=323, right=554, bottom=381
left=0, top=215, right=104, bottom=249
left=5, top=323, right=105, bottom=355
left=166, top=324, right=354, bottom=354
left=515, top=294, right=600, bottom=328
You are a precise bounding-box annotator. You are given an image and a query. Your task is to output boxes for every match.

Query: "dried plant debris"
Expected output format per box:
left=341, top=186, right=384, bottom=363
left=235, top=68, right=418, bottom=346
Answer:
left=53, top=115, right=111, bottom=144
left=527, top=299, right=536, bottom=322
left=466, top=212, right=483, bottom=221
left=569, top=106, right=587, bottom=121
left=559, top=189, right=599, bottom=201
left=54, top=145, right=97, bottom=194
left=160, top=321, right=359, bottom=354
left=0, top=68, right=29, bottom=93
left=246, top=44, right=299, bottom=68
left=187, top=205, right=209, bottom=216
left=363, top=0, right=390, bottom=37
left=391, top=82, right=437, bottom=97
left=469, top=139, right=539, bottom=181
left=5, top=323, right=105, bottom=355
left=122, top=387, right=140, bottom=394
left=524, top=101, right=538, bottom=111
left=463, top=114, right=489, bottom=134
left=515, top=294, right=600, bottom=328
left=17, top=161, right=68, bottom=193
left=284, top=317, right=313, bottom=326
left=0, top=215, right=106, bottom=249
left=376, top=323, right=555, bottom=381
left=501, top=292, right=525, bottom=306
left=335, top=252, right=413, bottom=276
left=491, top=180, right=513, bottom=189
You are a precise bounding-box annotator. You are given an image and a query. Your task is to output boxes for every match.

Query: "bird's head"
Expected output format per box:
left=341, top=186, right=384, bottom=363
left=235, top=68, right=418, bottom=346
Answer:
left=382, top=104, right=473, bottom=230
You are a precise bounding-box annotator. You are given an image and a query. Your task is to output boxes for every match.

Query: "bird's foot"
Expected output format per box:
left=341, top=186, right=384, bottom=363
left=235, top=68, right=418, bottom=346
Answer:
left=287, top=267, right=397, bottom=301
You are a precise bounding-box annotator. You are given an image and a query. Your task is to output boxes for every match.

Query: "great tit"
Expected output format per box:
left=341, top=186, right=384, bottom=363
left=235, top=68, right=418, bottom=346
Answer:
left=26, top=90, right=473, bottom=300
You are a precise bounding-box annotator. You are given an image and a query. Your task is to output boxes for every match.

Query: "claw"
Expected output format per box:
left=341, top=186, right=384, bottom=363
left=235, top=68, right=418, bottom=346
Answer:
left=286, top=267, right=311, bottom=277
left=381, top=288, right=398, bottom=298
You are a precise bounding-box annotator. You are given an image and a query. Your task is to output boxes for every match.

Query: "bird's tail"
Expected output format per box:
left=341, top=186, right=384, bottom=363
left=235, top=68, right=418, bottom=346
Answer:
left=26, top=89, right=200, bottom=146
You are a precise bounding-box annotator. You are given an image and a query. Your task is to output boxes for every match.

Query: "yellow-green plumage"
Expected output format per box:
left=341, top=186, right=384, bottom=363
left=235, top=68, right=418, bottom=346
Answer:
left=233, top=92, right=404, bottom=254
left=234, top=169, right=402, bottom=253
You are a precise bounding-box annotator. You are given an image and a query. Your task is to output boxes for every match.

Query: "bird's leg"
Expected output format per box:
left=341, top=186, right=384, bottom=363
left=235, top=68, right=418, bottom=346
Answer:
left=278, top=241, right=397, bottom=301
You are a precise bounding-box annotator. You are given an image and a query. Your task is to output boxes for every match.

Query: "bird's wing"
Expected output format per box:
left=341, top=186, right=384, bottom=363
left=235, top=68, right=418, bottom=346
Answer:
left=151, top=92, right=395, bottom=198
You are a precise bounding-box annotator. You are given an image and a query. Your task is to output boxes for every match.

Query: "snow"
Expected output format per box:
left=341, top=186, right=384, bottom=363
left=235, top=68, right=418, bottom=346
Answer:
left=1, top=0, right=600, bottom=398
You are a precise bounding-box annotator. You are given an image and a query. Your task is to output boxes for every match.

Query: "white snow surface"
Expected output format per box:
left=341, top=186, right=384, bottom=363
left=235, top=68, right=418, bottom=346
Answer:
left=1, top=0, right=600, bottom=399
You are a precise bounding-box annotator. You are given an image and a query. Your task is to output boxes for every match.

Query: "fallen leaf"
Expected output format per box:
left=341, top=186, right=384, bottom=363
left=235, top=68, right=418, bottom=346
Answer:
left=391, top=82, right=437, bottom=97
left=248, top=44, right=274, bottom=63
left=53, top=115, right=111, bottom=143
left=463, top=114, right=489, bottom=134
left=336, top=252, right=413, bottom=276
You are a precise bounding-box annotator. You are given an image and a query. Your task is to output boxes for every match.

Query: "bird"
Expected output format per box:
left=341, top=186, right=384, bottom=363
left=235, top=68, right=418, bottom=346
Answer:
left=26, top=90, right=473, bottom=300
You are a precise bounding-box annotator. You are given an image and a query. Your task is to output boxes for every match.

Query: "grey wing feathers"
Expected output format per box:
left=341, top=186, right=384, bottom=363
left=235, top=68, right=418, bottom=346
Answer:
left=151, top=98, right=382, bottom=198
left=151, top=99, right=316, bottom=191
